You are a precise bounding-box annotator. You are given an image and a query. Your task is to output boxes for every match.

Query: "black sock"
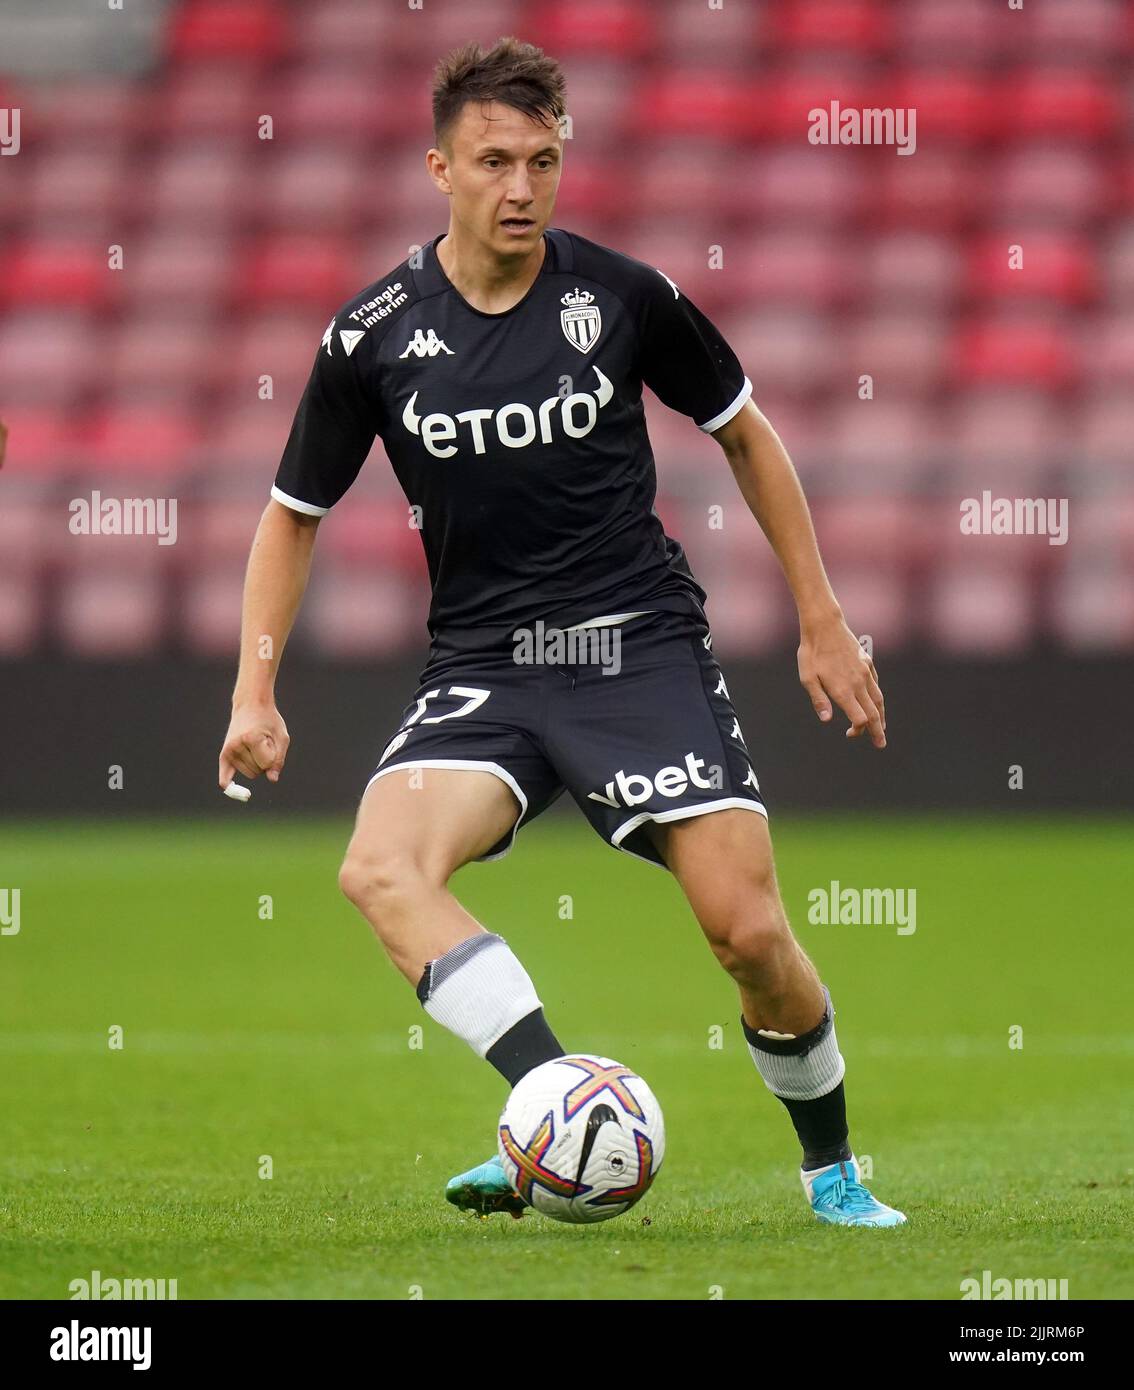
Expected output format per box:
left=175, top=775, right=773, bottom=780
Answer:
left=777, top=1081, right=852, bottom=1171
left=485, top=1008, right=565, bottom=1087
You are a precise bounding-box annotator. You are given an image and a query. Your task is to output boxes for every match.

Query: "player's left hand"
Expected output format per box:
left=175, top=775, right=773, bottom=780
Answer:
left=798, top=617, right=886, bottom=749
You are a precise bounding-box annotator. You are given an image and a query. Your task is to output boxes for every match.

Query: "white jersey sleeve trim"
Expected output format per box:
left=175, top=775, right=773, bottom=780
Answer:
left=697, top=377, right=753, bottom=434
left=270, top=485, right=330, bottom=517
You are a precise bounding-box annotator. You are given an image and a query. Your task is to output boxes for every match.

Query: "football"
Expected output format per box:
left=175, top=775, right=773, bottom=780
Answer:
left=497, top=1053, right=665, bottom=1223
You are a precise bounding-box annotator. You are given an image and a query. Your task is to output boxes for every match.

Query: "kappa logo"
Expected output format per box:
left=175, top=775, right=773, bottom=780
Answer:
left=400, top=328, right=454, bottom=359
left=588, top=752, right=720, bottom=809
left=560, top=287, right=601, bottom=353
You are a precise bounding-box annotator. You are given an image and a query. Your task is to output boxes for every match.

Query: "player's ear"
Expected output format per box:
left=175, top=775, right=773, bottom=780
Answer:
left=426, top=147, right=452, bottom=193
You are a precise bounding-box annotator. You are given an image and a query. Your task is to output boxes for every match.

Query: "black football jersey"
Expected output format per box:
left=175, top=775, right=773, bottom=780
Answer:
left=272, top=228, right=752, bottom=648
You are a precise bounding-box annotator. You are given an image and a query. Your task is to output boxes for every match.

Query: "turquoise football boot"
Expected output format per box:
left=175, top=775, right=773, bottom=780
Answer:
left=445, top=1154, right=528, bottom=1219
left=802, top=1156, right=907, bottom=1227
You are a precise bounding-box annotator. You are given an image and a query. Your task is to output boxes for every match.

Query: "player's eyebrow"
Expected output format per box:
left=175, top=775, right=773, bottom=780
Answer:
left=475, top=145, right=560, bottom=158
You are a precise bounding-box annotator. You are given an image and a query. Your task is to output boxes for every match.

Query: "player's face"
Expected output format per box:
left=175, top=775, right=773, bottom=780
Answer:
left=432, top=100, right=563, bottom=255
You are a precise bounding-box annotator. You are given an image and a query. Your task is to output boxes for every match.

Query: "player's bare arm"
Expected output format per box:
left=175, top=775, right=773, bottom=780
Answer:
left=712, top=401, right=886, bottom=750
left=218, top=498, right=320, bottom=790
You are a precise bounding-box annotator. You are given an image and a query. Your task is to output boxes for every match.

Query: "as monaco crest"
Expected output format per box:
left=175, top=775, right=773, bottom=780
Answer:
left=560, top=287, right=601, bottom=353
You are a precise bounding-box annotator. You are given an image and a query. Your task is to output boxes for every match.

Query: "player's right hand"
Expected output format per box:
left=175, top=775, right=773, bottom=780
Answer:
left=219, top=704, right=290, bottom=788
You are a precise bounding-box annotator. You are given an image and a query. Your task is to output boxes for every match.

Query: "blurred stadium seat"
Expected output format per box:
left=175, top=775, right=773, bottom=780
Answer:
left=0, top=0, right=1128, bottom=657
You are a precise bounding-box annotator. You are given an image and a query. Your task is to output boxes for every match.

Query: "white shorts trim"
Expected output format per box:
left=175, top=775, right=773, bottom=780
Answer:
left=698, top=377, right=753, bottom=434
left=610, top=796, right=769, bottom=869
left=270, top=485, right=330, bottom=517
left=363, top=758, right=528, bottom=863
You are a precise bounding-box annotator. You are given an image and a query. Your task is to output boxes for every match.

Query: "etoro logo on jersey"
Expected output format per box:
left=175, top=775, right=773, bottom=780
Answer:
left=401, top=365, right=615, bottom=458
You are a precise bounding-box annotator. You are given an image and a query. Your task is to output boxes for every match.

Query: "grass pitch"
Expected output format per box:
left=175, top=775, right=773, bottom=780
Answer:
left=1, top=814, right=1131, bottom=1300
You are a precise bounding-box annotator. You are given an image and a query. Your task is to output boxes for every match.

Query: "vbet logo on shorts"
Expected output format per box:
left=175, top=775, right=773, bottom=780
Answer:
left=402, top=365, right=614, bottom=457
left=588, top=753, right=723, bottom=809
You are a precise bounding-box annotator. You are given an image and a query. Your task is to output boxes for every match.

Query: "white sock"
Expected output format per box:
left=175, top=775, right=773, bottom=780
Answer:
left=417, top=933, right=542, bottom=1058
left=744, top=986, right=846, bottom=1100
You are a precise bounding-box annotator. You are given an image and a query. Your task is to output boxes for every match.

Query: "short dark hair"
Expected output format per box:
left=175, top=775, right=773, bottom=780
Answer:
left=432, top=36, right=567, bottom=151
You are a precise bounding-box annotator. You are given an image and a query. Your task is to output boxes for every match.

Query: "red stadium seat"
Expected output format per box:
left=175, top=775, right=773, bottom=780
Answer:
left=30, top=80, right=140, bottom=146
left=733, top=232, right=860, bottom=308
left=1080, top=394, right=1134, bottom=469
left=819, top=566, right=914, bottom=650
left=320, top=498, right=428, bottom=572
left=120, top=235, right=235, bottom=310
left=555, top=154, right=636, bottom=227
left=1000, top=71, right=1121, bottom=141
left=930, top=563, right=1035, bottom=654
left=229, top=310, right=324, bottom=405
left=305, top=568, right=423, bottom=657
left=236, top=236, right=355, bottom=308
left=166, top=1, right=291, bottom=63
left=965, top=232, right=1097, bottom=306
left=823, top=400, right=935, bottom=493
left=152, top=63, right=262, bottom=139
left=1104, top=226, right=1134, bottom=303
left=947, top=390, right=1068, bottom=494
left=264, top=69, right=406, bottom=142
left=105, top=315, right=219, bottom=400
left=950, top=316, right=1080, bottom=390
left=1022, top=0, right=1127, bottom=61
left=207, top=401, right=291, bottom=475
left=695, top=570, right=793, bottom=656
left=864, top=232, right=962, bottom=306
left=3, top=240, right=114, bottom=308
left=876, top=152, right=978, bottom=230
left=724, top=311, right=839, bottom=398
left=983, top=147, right=1106, bottom=226
left=188, top=496, right=269, bottom=566
left=813, top=497, right=929, bottom=567
left=557, top=64, right=637, bottom=145
left=630, top=145, right=740, bottom=225
left=77, top=406, right=201, bottom=479
left=1090, top=314, right=1134, bottom=383
left=180, top=568, right=245, bottom=655
left=529, top=1, right=656, bottom=59
left=897, top=0, right=1006, bottom=63
left=144, top=144, right=252, bottom=228
left=842, top=313, right=948, bottom=395
left=656, top=0, right=757, bottom=63
left=25, top=145, right=124, bottom=231
left=627, top=71, right=752, bottom=141
left=291, top=0, right=402, bottom=61
left=768, top=1, right=893, bottom=56
left=890, top=72, right=994, bottom=143
left=0, top=312, right=98, bottom=408
left=255, top=146, right=364, bottom=233
left=751, top=71, right=874, bottom=142
left=0, top=410, right=75, bottom=478
left=618, top=227, right=724, bottom=308
left=1052, top=564, right=1134, bottom=650
left=57, top=570, right=166, bottom=657
left=737, top=147, right=863, bottom=226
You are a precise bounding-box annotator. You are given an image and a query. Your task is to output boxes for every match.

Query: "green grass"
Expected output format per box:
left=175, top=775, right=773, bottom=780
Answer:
left=1, top=814, right=1132, bottom=1300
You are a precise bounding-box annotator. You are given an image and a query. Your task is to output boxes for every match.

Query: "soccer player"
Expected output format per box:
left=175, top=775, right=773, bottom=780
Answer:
left=219, top=37, right=905, bottom=1228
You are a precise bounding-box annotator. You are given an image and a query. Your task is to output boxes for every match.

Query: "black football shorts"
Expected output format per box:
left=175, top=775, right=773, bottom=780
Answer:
left=366, top=608, right=767, bottom=869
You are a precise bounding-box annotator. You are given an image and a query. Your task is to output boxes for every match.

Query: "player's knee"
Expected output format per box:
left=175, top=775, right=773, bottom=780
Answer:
left=338, top=846, right=429, bottom=921
left=708, top=887, right=790, bottom=978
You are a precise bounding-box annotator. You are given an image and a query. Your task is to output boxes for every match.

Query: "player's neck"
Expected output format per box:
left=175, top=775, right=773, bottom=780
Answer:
left=435, top=225, right=546, bottom=315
